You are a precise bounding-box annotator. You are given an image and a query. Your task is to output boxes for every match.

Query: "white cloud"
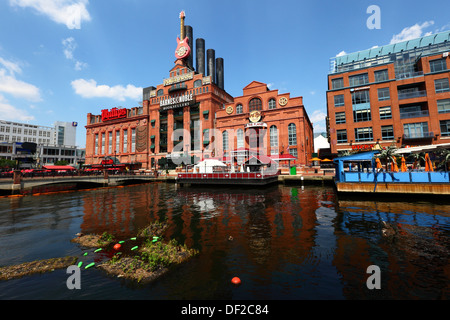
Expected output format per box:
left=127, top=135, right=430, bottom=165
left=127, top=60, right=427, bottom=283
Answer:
left=74, top=60, right=88, bottom=71
left=310, top=110, right=327, bottom=133
left=390, top=21, right=434, bottom=44
left=0, top=57, right=22, bottom=75
left=62, top=37, right=87, bottom=70
left=336, top=51, right=347, bottom=57
left=9, top=0, right=91, bottom=29
left=62, top=37, right=76, bottom=60
left=0, top=94, right=35, bottom=121
left=71, top=79, right=142, bottom=101
left=310, top=110, right=326, bottom=124
left=0, top=68, right=42, bottom=102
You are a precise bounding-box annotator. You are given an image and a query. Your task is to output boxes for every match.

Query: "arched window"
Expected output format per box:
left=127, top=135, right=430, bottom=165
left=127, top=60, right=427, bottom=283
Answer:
left=222, top=130, right=229, bottom=151
left=270, top=125, right=278, bottom=154
left=288, top=123, right=297, bottom=146
left=157, top=89, right=164, bottom=97
left=194, top=80, right=202, bottom=88
left=237, top=128, right=244, bottom=149
left=249, top=98, right=262, bottom=112
left=268, top=98, right=276, bottom=109
left=236, top=104, right=243, bottom=114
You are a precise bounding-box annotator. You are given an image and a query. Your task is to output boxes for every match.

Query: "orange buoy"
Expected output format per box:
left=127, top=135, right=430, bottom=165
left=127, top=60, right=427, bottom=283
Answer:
left=231, top=277, right=241, bottom=285
left=113, top=243, right=121, bottom=251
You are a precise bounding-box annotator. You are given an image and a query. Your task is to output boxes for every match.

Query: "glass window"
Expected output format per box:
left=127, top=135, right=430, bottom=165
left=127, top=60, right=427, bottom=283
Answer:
left=379, top=106, right=392, bottom=119
left=237, top=129, right=244, bottom=149
left=332, top=78, right=344, bottom=89
left=108, top=132, right=112, bottom=154
left=374, top=69, right=389, bottom=82
left=336, top=129, right=347, bottom=143
left=353, top=108, right=371, bottom=122
left=94, top=134, right=98, bottom=155
left=270, top=126, right=278, bottom=153
left=288, top=123, right=297, bottom=146
left=349, top=73, right=369, bottom=87
left=334, top=94, right=345, bottom=107
left=354, top=127, right=373, bottom=142
left=335, top=112, right=346, bottom=124
left=437, top=99, right=450, bottom=114
left=194, top=80, right=202, bottom=88
left=430, top=58, right=447, bottom=73
left=440, top=120, right=450, bottom=136
left=403, top=122, right=429, bottom=139
left=115, top=131, right=120, bottom=153
left=157, top=89, right=164, bottom=96
left=101, top=133, right=105, bottom=154
left=289, top=148, right=297, bottom=158
left=131, top=128, right=136, bottom=153
left=378, top=87, right=390, bottom=101
left=249, top=98, right=262, bottom=112
left=222, top=130, right=229, bottom=151
left=123, top=129, right=128, bottom=153
left=381, top=125, right=394, bottom=140
left=435, top=78, right=450, bottom=93
left=268, top=98, right=276, bottom=109
left=236, top=104, right=243, bottom=114
left=352, top=90, right=370, bottom=105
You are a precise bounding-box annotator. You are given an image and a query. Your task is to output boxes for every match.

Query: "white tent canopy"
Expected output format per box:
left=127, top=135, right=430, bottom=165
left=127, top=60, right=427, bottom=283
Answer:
left=194, top=159, right=227, bottom=173
left=394, top=143, right=450, bottom=154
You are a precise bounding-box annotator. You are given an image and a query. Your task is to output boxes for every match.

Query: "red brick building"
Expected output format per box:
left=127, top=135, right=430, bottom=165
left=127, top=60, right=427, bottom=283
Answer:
left=85, top=12, right=313, bottom=170
left=327, top=31, right=450, bottom=155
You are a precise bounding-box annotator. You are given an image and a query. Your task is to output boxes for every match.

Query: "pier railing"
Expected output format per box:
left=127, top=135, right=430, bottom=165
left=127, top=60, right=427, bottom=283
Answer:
left=340, top=171, right=450, bottom=183
left=177, top=172, right=279, bottom=180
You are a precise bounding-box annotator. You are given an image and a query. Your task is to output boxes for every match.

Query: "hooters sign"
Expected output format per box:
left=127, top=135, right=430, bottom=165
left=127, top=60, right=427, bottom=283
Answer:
left=101, top=108, right=127, bottom=122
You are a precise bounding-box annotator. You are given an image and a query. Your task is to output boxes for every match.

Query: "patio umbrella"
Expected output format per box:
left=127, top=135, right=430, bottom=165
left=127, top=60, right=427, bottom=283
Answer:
left=309, top=157, right=322, bottom=161
left=425, top=153, right=434, bottom=172
left=376, top=158, right=382, bottom=169
left=392, top=158, right=399, bottom=172
left=401, top=156, right=407, bottom=172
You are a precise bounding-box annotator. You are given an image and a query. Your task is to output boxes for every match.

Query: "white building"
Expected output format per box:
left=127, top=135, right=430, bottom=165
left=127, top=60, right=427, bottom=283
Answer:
left=314, top=133, right=330, bottom=154
left=0, top=120, right=83, bottom=168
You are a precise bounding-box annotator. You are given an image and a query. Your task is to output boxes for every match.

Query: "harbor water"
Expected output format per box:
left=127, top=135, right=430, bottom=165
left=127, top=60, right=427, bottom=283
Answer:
left=0, top=182, right=449, bottom=300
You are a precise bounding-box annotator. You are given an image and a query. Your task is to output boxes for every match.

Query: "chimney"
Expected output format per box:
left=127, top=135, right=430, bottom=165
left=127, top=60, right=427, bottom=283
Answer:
left=216, top=57, right=224, bottom=90
left=196, top=38, right=205, bottom=75
left=207, top=49, right=215, bottom=84
left=184, top=25, right=193, bottom=70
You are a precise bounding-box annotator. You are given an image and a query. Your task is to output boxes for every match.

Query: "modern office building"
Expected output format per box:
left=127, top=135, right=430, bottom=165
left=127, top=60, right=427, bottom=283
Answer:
left=0, top=120, right=81, bottom=167
left=84, top=12, right=314, bottom=169
left=327, top=30, right=450, bottom=155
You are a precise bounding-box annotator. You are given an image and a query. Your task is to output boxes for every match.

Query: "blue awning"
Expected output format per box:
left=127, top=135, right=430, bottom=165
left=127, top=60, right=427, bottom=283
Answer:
left=333, top=151, right=380, bottom=163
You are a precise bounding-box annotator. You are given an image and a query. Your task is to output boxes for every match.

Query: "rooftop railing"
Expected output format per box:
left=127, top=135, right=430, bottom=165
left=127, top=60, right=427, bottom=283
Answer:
left=399, top=110, right=429, bottom=119
left=398, top=90, right=427, bottom=100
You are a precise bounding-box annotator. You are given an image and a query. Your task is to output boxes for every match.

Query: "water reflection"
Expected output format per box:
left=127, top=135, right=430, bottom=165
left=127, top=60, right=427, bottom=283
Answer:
left=0, top=183, right=448, bottom=299
left=335, top=199, right=450, bottom=299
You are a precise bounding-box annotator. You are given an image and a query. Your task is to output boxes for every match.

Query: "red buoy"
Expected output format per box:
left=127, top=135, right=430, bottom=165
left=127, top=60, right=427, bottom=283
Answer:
left=231, top=277, right=241, bottom=285
left=113, top=243, right=121, bottom=251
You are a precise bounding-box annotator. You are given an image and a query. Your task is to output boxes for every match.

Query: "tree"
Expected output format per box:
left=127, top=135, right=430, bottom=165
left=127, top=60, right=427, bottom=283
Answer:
left=436, top=148, right=450, bottom=171
left=377, top=146, right=398, bottom=171
left=407, top=152, right=425, bottom=170
left=0, top=158, right=16, bottom=169
left=55, top=160, right=69, bottom=166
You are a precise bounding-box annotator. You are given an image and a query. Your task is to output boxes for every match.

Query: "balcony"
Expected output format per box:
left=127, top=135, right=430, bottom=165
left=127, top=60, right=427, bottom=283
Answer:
left=399, top=110, right=429, bottom=119
left=395, top=71, right=424, bottom=80
left=398, top=90, right=427, bottom=100
left=403, top=131, right=434, bottom=140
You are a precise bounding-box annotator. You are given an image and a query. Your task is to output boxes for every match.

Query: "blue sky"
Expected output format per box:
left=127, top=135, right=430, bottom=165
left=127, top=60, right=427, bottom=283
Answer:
left=1, top=0, right=450, bottom=148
